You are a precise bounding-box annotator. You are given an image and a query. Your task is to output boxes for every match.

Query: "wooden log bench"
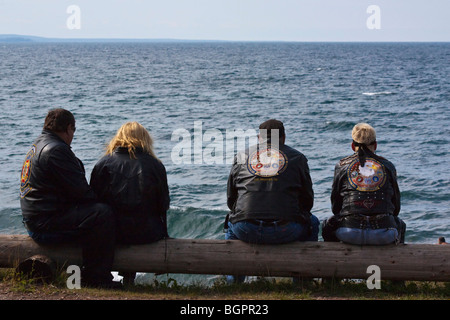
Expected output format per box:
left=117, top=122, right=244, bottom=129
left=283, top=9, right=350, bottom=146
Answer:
left=0, top=234, right=449, bottom=282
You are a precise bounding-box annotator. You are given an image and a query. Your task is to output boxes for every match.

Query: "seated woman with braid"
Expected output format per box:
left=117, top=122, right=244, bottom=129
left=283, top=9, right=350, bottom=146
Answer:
left=322, top=123, right=406, bottom=245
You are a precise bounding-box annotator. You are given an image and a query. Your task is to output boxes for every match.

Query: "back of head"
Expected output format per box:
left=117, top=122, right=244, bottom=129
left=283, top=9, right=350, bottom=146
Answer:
left=352, top=123, right=376, bottom=146
left=259, top=119, right=285, bottom=144
left=43, top=108, right=75, bottom=133
left=106, top=121, right=156, bottom=159
left=351, top=123, right=377, bottom=167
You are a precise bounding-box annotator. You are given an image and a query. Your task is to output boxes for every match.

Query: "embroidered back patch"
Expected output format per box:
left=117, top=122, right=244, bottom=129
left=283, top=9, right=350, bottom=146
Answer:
left=247, top=147, right=288, bottom=177
left=347, top=157, right=386, bottom=192
left=20, top=145, right=36, bottom=198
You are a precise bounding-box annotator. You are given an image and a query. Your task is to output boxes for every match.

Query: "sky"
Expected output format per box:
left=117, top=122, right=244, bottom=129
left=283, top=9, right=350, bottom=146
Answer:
left=0, top=0, right=449, bottom=42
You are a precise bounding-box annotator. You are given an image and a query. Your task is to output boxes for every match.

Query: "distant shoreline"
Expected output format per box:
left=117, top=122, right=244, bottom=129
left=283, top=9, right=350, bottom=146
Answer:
left=0, top=34, right=225, bottom=43
left=1, top=34, right=449, bottom=44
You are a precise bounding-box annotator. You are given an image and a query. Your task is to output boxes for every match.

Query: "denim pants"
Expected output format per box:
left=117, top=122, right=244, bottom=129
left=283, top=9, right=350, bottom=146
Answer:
left=225, top=215, right=320, bottom=244
left=322, top=215, right=406, bottom=245
left=224, top=215, right=319, bottom=283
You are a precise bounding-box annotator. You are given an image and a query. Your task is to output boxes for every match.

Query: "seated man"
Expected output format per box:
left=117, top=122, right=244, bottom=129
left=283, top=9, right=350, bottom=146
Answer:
left=20, top=108, right=120, bottom=289
left=322, top=123, right=406, bottom=245
left=225, top=119, right=319, bottom=282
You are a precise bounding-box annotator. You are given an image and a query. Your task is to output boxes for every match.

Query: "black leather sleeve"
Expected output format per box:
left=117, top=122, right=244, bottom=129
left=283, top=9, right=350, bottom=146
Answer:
left=45, top=144, right=96, bottom=202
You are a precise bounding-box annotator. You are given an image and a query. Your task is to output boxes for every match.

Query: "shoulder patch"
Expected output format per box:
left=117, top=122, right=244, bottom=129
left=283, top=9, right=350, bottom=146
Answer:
left=20, top=145, right=36, bottom=198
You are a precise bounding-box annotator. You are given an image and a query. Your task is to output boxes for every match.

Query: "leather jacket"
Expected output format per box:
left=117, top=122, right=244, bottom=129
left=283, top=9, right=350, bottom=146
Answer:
left=90, top=147, right=170, bottom=236
left=20, top=130, right=96, bottom=221
left=227, top=143, right=314, bottom=224
left=331, top=153, right=400, bottom=217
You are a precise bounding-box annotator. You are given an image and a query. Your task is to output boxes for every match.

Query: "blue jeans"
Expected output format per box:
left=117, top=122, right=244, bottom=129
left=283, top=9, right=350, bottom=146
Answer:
left=225, top=215, right=320, bottom=244
left=335, top=227, right=399, bottom=245
left=322, top=215, right=406, bottom=244
left=224, top=215, right=319, bottom=283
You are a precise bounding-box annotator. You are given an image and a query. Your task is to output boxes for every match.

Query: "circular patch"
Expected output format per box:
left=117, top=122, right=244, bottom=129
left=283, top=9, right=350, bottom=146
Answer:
left=20, top=145, right=36, bottom=198
left=347, top=157, right=386, bottom=192
left=247, top=147, right=288, bottom=177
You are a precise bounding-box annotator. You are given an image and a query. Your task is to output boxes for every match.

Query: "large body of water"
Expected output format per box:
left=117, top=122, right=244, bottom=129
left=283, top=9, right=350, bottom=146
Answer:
left=0, top=42, right=449, bottom=283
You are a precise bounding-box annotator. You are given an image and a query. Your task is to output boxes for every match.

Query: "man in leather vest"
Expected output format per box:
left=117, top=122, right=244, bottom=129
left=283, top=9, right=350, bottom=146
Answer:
left=20, top=108, right=120, bottom=289
left=322, top=123, right=406, bottom=245
left=225, top=120, right=319, bottom=282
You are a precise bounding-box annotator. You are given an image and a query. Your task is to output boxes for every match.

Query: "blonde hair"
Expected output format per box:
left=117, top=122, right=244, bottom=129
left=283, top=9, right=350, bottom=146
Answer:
left=106, top=122, right=157, bottom=159
left=352, top=123, right=376, bottom=146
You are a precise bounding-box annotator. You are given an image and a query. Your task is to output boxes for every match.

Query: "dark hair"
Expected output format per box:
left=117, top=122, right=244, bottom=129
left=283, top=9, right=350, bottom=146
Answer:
left=43, top=108, right=75, bottom=133
left=259, top=119, right=285, bottom=142
left=439, top=236, right=446, bottom=243
left=353, top=139, right=377, bottom=168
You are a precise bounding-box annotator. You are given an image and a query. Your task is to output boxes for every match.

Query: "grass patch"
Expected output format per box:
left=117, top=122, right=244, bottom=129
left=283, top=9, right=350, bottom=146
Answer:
left=1, top=268, right=448, bottom=300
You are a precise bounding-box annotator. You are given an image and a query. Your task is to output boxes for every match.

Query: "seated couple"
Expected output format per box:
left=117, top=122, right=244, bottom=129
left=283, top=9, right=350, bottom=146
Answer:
left=225, top=120, right=406, bottom=282
left=20, top=109, right=169, bottom=288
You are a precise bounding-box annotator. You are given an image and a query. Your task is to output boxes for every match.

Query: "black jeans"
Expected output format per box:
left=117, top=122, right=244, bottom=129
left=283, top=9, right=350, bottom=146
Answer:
left=115, top=215, right=167, bottom=245
left=25, top=202, right=116, bottom=283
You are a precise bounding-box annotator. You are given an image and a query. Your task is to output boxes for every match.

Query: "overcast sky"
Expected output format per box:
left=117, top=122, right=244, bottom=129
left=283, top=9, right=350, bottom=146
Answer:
left=1, top=0, right=449, bottom=41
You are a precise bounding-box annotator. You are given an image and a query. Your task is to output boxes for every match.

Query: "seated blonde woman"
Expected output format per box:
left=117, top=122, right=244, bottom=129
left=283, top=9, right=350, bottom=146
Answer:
left=90, top=122, right=170, bottom=283
left=322, top=123, right=406, bottom=245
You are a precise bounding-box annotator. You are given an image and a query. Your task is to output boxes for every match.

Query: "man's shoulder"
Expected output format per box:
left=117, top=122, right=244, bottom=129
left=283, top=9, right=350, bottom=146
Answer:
left=38, top=135, right=74, bottom=162
left=36, top=131, right=68, bottom=149
left=42, top=139, right=70, bottom=155
left=282, top=144, right=306, bottom=159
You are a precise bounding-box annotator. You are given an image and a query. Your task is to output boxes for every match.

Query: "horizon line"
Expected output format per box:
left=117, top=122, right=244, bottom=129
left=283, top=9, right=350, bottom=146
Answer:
left=0, top=34, right=449, bottom=44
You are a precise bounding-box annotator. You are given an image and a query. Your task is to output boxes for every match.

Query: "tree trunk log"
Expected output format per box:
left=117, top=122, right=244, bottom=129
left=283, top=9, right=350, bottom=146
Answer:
left=0, top=235, right=449, bottom=281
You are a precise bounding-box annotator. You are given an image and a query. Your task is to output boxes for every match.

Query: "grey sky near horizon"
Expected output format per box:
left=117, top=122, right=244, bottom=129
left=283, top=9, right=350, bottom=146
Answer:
left=0, top=0, right=449, bottom=42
